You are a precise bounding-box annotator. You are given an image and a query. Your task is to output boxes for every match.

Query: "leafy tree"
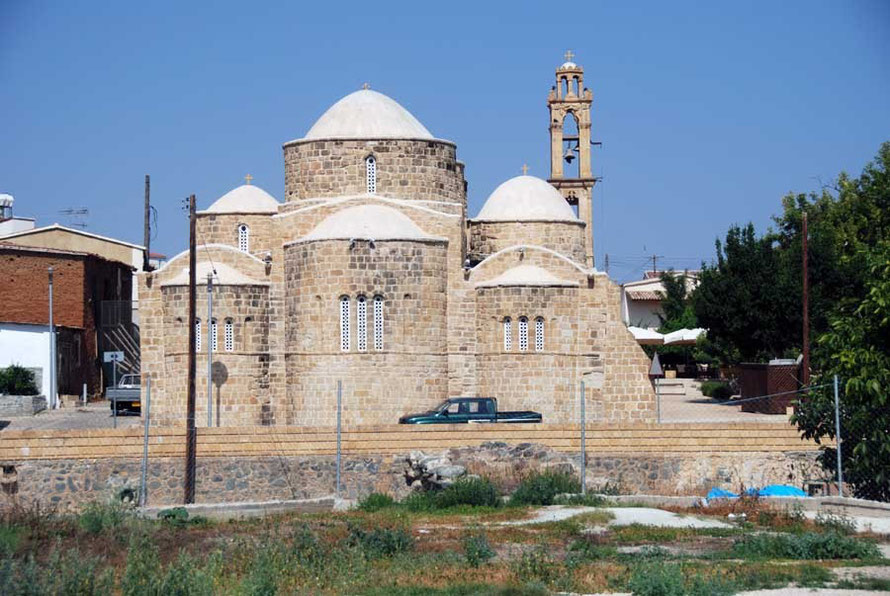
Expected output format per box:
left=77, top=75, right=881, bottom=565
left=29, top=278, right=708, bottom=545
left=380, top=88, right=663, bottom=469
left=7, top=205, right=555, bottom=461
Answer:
left=793, top=242, right=890, bottom=501
left=657, top=270, right=696, bottom=332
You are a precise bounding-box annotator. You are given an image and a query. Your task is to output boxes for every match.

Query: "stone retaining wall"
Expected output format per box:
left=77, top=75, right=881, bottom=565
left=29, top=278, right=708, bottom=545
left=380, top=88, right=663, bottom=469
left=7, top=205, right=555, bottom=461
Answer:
left=0, top=394, right=47, bottom=417
left=0, top=444, right=822, bottom=511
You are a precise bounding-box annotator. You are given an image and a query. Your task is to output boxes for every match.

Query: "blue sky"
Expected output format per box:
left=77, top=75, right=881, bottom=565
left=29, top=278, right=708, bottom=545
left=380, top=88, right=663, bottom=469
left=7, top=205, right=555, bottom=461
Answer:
left=2, top=1, right=888, bottom=281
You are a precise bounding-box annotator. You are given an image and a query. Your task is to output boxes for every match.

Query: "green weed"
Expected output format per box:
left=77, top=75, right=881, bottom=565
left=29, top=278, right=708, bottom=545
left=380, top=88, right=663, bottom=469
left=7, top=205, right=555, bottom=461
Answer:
left=357, top=492, right=397, bottom=512
left=462, top=531, right=495, bottom=567
left=732, top=531, right=881, bottom=560
left=509, top=470, right=581, bottom=506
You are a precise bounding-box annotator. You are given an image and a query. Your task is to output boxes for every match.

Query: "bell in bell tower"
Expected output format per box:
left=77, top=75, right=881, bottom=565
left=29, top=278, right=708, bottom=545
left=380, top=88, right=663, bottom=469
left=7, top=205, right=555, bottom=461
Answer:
left=548, top=51, right=596, bottom=268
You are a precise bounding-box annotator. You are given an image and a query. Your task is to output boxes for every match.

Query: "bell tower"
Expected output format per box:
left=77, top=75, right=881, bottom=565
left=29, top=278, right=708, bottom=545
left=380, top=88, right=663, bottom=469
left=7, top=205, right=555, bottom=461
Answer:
left=548, top=51, right=596, bottom=268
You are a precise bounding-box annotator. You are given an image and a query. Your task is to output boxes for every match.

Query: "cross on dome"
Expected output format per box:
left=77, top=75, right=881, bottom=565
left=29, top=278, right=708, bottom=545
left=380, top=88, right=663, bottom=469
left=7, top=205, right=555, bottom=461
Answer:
left=564, top=50, right=575, bottom=62
left=244, top=174, right=253, bottom=185
left=521, top=164, right=529, bottom=175
left=362, top=82, right=370, bottom=90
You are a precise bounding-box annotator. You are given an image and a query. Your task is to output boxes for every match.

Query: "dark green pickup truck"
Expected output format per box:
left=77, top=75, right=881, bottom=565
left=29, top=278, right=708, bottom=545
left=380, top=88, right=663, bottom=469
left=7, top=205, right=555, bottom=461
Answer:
left=399, top=397, right=542, bottom=424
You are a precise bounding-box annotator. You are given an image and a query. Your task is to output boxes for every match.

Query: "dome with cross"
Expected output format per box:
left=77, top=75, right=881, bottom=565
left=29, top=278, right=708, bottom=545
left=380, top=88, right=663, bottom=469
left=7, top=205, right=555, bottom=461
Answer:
left=474, top=175, right=578, bottom=222
left=303, top=89, right=433, bottom=140
left=204, top=179, right=280, bottom=214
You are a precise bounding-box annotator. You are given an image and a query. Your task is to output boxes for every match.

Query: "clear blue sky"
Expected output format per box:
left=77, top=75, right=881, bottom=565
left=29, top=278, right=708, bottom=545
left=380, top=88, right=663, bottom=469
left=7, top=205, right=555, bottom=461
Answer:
left=2, top=1, right=888, bottom=281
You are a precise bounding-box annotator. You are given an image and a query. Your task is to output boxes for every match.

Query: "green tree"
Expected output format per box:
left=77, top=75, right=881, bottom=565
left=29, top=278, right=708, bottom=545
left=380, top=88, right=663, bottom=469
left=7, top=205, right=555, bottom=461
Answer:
left=793, top=242, right=890, bottom=501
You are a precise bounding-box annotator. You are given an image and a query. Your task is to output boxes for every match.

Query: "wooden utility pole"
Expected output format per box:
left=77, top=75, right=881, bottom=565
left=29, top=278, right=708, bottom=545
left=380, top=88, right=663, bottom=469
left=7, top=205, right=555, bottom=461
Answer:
left=604, top=253, right=610, bottom=275
left=801, top=211, right=810, bottom=388
left=143, top=175, right=152, bottom=272
left=185, top=194, right=197, bottom=504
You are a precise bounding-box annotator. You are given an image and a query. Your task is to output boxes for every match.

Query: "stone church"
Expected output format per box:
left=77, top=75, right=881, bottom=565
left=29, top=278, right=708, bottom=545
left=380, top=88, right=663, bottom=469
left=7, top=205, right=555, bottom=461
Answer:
left=139, top=56, right=655, bottom=427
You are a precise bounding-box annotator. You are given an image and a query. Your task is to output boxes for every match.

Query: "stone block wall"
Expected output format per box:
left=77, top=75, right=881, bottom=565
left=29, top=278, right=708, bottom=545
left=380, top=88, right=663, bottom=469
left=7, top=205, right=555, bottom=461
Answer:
left=282, top=139, right=465, bottom=204
left=283, top=238, right=449, bottom=426
left=468, top=220, right=586, bottom=263
left=195, top=213, right=277, bottom=257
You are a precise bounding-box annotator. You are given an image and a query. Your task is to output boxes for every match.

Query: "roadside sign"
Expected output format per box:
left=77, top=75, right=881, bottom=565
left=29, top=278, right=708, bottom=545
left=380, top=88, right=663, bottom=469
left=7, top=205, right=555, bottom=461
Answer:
left=649, top=353, right=664, bottom=378
left=104, top=351, right=125, bottom=363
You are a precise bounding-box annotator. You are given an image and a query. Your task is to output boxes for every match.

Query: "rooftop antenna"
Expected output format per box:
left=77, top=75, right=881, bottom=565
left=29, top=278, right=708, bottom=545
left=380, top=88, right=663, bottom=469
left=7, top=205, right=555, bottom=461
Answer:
left=59, top=207, right=89, bottom=229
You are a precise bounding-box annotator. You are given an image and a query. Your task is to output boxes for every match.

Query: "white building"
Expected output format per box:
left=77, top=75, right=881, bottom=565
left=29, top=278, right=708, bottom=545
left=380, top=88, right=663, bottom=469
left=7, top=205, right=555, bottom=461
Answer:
left=621, top=270, right=699, bottom=330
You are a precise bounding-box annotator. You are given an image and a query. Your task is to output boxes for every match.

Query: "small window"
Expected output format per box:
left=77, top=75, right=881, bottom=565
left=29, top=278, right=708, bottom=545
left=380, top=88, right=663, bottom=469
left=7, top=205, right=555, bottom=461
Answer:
left=365, top=156, right=377, bottom=194
left=518, top=317, right=528, bottom=352
left=224, top=319, right=234, bottom=352
left=535, top=317, right=544, bottom=352
left=340, top=296, right=351, bottom=352
left=195, top=319, right=202, bottom=352
left=238, top=224, right=250, bottom=253
left=356, top=295, right=367, bottom=352
left=210, top=318, right=218, bottom=352
left=373, top=295, right=384, bottom=350
left=503, top=317, right=512, bottom=352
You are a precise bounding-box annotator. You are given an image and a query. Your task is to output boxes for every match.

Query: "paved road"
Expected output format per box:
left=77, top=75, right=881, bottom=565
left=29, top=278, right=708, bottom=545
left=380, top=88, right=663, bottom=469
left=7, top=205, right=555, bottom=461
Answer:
left=0, top=402, right=141, bottom=431
left=658, top=379, right=789, bottom=424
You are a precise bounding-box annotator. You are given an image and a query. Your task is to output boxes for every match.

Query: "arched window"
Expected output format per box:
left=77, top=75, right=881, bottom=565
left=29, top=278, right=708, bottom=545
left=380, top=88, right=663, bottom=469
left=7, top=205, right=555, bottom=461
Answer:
left=224, top=318, right=234, bottom=352
left=373, top=295, right=384, bottom=350
left=238, top=224, right=249, bottom=253
left=356, top=295, right=367, bottom=352
left=535, top=317, right=544, bottom=352
left=210, top=318, right=218, bottom=352
left=365, top=155, right=377, bottom=194
left=339, top=296, right=351, bottom=352
left=518, top=317, right=529, bottom=352
left=195, top=318, right=202, bottom=352
left=503, top=317, right=512, bottom=352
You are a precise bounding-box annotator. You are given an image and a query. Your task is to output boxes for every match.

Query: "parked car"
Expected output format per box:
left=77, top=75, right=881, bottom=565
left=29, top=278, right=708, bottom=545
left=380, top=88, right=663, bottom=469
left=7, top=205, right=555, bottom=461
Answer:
left=399, top=397, right=542, bottom=424
left=106, top=373, right=141, bottom=415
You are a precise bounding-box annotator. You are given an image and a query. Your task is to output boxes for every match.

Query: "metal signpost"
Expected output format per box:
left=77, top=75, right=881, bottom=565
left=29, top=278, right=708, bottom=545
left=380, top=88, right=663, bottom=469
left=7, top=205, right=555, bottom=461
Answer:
left=104, top=351, right=124, bottom=427
left=207, top=272, right=213, bottom=427
left=649, top=353, right=664, bottom=423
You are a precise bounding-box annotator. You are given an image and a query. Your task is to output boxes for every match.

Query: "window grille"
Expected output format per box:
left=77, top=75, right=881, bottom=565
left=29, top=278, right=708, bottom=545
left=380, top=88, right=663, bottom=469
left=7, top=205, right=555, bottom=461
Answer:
left=195, top=319, right=202, bottom=352
left=210, top=318, right=218, bottom=352
left=503, top=317, right=512, bottom=351
left=224, top=319, right=234, bottom=352
left=535, top=317, right=544, bottom=351
left=365, top=156, right=377, bottom=194
left=238, top=224, right=249, bottom=253
left=518, top=317, right=529, bottom=352
left=356, top=296, right=367, bottom=352
left=340, top=296, right=351, bottom=351
left=373, top=295, right=384, bottom=350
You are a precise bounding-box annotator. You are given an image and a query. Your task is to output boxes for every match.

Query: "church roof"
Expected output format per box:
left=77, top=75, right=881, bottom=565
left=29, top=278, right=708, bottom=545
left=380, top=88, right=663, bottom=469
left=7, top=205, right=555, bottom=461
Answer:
left=475, top=264, right=578, bottom=288
left=303, top=89, right=433, bottom=140
left=161, top=261, right=268, bottom=287
left=474, top=175, right=579, bottom=222
left=203, top=184, right=280, bottom=214
left=298, top=204, right=443, bottom=242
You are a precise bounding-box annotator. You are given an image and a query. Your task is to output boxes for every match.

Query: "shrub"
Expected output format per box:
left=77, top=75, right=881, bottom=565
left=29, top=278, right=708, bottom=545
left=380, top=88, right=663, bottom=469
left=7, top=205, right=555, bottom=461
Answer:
left=436, top=477, right=500, bottom=509
left=700, top=381, right=733, bottom=400
left=158, top=552, right=215, bottom=596
left=814, top=511, right=857, bottom=535
left=121, top=533, right=162, bottom=596
left=509, top=470, right=581, bottom=506
left=510, top=549, right=561, bottom=585
left=553, top=493, right=608, bottom=507
left=462, top=531, right=495, bottom=567
left=0, top=365, right=39, bottom=395
left=346, top=524, right=414, bottom=559
left=78, top=501, right=129, bottom=534
left=357, top=492, right=396, bottom=512
left=732, top=531, right=880, bottom=560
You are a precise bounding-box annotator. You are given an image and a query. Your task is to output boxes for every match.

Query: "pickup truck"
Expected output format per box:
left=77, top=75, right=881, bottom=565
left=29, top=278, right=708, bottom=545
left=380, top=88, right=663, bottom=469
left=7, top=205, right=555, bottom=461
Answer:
left=399, top=397, right=542, bottom=424
left=106, top=374, right=141, bottom=415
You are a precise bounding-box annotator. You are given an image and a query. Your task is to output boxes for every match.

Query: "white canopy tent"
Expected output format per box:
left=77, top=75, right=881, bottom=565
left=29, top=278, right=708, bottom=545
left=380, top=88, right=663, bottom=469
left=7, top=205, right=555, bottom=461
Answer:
left=627, top=327, right=706, bottom=346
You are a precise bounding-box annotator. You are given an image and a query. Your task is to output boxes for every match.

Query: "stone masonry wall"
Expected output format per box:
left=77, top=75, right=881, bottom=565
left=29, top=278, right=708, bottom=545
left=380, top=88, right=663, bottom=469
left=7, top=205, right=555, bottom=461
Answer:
left=283, top=139, right=465, bottom=204
left=468, top=220, right=586, bottom=263
left=283, top=238, right=450, bottom=426
left=2, top=447, right=822, bottom=511
left=196, top=213, right=277, bottom=258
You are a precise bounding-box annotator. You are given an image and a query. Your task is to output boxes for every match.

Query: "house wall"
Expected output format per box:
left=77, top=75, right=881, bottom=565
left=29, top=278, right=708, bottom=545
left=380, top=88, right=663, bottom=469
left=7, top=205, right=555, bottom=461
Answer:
left=0, top=323, right=51, bottom=397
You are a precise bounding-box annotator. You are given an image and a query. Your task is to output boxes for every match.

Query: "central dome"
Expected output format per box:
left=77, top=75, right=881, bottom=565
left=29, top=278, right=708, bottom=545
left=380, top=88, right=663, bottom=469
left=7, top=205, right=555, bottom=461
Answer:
left=300, top=204, right=441, bottom=242
left=474, top=176, right=579, bottom=222
left=204, top=184, right=280, bottom=214
left=303, top=90, right=433, bottom=140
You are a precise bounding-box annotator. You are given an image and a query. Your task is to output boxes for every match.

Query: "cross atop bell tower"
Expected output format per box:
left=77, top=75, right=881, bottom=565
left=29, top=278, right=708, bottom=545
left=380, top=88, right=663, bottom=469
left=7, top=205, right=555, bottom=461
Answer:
left=548, top=52, right=596, bottom=268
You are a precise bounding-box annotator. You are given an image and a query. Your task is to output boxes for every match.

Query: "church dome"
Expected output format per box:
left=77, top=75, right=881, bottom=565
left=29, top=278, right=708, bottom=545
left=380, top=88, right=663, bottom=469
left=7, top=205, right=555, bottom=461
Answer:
left=204, top=184, right=280, bottom=214
left=300, top=204, right=441, bottom=242
left=303, top=89, right=433, bottom=140
left=474, top=175, right=578, bottom=222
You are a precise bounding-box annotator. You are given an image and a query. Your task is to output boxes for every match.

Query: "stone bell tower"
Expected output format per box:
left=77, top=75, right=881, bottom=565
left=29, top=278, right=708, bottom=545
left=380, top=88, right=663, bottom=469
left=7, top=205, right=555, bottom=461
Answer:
left=547, top=51, right=596, bottom=268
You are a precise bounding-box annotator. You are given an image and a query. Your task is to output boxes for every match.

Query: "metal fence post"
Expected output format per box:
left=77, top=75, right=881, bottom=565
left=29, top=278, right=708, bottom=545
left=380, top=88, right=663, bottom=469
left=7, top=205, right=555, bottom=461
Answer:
left=580, top=379, right=586, bottom=495
left=336, top=380, right=342, bottom=498
left=139, top=376, right=151, bottom=507
left=833, top=374, right=843, bottom=498
left=655, top=378, right=661, bottom=423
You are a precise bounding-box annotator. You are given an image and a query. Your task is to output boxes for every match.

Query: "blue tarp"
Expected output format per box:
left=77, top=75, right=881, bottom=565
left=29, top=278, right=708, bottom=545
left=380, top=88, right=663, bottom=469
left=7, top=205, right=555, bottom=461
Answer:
left=706, top=487, right=739, bottom=499
left=745, top=484, right=808, bottom=497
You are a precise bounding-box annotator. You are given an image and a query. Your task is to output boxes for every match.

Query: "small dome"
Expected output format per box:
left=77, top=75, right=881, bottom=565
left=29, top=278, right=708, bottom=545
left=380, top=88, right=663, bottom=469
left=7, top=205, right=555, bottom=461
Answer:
left=300, top=204, right=440, bottom=242
left=476, top=264, right=577, bottom=288
left=304, top=89, right=433, bottom=140
left=560, top=61, right=578, bottom=69
left=474, top=176, right=578, bottom=222
left=162, top=262, right=267, bottom=287
left=205, top=185, right=279, bottom=214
